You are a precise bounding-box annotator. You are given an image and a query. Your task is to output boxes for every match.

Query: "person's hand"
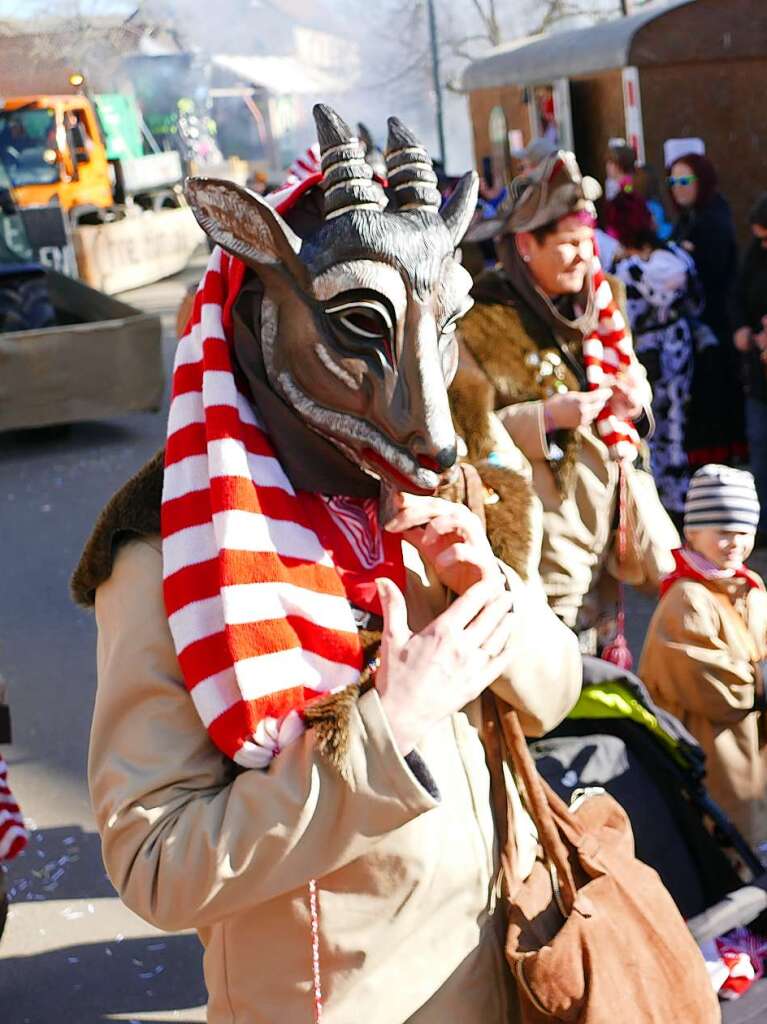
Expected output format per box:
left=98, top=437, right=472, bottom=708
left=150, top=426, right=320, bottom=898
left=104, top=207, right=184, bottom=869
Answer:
left=384, top=493, right=504, bottom=596
left=376, top=578, right=514, bottom=754
left=609, top=379, right=645, bottom=420
left=543, top=388, right=611, bottom=430
left=734, top=326, right=753, bottom=352
left=681, top=240, right=695, bottom=253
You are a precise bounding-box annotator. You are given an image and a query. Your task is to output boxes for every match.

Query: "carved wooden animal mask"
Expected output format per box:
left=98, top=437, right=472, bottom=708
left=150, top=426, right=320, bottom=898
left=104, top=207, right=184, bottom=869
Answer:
left=186, top=104, right=478, bottom=494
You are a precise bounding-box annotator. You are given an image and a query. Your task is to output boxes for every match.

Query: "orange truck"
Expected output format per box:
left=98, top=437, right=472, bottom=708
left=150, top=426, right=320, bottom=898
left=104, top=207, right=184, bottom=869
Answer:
left=0, top=92, right=202, bottom=293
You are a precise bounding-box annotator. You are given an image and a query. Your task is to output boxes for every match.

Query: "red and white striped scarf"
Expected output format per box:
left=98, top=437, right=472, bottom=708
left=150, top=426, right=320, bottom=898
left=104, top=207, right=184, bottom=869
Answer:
left=162, top=248, right=404, bottom=767
left=660, top=547, right=765, bottom=598
left=582, top=258, right=642, bottom=462
left=0, top=753, right=27, bottom=861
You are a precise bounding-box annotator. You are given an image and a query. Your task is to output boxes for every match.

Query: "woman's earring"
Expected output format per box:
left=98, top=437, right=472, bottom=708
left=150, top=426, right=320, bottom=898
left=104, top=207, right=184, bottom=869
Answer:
left=522, top=254, right=531, bottom=263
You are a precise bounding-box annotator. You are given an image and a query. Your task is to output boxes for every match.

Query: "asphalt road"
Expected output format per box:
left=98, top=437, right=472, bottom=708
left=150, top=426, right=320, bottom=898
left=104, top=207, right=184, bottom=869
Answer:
left=0, top=249, right=672, bottom=1024
left=0, top=252, right=208, bottom=1024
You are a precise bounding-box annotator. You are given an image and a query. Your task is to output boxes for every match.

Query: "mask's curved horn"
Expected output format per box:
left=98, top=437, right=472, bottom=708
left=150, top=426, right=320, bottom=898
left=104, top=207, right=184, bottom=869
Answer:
left=440, top=171, right=479, bottom=246
left=357, top=121, right=374, bottom=153
left=313, top=103, right=386, bottom=220
left=385, top=117, right=441, bottom=212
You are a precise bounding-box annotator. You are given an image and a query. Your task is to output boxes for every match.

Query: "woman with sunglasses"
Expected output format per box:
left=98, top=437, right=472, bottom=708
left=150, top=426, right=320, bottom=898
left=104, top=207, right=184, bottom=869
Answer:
left=668, top=152, right=746, bottom=470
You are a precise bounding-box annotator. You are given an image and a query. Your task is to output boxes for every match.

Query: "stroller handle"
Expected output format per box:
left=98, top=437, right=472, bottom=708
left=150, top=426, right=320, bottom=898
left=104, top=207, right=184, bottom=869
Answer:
left=687, top=872, right=767, bottom=944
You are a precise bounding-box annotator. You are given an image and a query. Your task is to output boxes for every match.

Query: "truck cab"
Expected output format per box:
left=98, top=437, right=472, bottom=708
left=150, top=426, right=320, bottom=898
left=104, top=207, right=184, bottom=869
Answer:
left=0, top=96, right=114, bottom=214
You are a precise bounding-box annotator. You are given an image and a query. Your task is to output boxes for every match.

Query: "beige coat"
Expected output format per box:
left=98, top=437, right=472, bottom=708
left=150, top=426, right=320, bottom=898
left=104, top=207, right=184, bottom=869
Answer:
left=457, top=277, right=652, bottom=632
left=639, top=577, right=767, bottom=848
left=89, top=535, right=581, bottom=1024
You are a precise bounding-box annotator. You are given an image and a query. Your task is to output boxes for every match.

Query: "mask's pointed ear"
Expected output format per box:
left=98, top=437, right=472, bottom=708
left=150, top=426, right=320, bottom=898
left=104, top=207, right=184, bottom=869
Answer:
left=185, top=177, right=309, bottom=288
left=441, top=171, right=479, bottom=247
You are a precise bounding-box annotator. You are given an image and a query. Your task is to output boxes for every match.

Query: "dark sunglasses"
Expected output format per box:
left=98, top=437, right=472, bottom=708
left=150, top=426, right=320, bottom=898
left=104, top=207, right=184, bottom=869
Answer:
left=667, top=174, right=697, bottom=187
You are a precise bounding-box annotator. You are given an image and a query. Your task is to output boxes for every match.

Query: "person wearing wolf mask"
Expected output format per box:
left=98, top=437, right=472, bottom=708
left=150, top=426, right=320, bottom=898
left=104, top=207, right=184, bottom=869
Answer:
left=74, top=106, right=580, bottom=1023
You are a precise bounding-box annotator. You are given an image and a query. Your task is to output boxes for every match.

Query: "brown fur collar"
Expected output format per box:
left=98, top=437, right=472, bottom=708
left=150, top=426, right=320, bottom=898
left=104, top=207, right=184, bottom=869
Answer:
left=447, top=346, right=534, bottom=578
left=70, top=449, right=164, bottom=607
left=71, top=417, right=535, bottom=775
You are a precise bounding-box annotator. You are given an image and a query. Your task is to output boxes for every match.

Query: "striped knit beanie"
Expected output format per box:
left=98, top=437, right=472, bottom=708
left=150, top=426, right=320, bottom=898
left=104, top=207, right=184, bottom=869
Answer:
left=684, top=465, right=760, bottom=532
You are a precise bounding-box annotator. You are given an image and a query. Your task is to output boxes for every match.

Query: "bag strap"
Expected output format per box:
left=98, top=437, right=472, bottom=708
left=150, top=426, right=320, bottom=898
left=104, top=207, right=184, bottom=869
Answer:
left=480, top=691, right=516, bottom=888
left=493, top=695, right=579, bottom=914
left=603, top=462, right=634, bottom=669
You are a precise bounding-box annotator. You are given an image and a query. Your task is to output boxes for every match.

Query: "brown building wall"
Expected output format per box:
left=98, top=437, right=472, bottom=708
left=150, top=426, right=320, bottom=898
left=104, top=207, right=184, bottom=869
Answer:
left=640, top=58, right=767, bottom=241
left=632, top=0, right=767, bottom=67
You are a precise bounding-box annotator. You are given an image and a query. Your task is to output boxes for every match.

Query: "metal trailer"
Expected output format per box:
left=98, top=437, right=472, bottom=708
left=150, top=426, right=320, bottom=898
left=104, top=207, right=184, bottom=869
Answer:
left=0, top=269, right=163, bottom=431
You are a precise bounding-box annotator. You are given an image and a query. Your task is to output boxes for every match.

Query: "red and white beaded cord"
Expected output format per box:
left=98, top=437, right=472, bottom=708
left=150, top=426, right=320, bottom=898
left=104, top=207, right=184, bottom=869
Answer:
left=308, top=878, right=323, bottom=1022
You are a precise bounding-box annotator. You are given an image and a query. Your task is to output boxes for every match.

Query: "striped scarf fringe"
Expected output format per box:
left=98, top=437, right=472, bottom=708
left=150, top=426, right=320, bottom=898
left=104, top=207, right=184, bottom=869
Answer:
left=161, top=248, right=367, bottom=768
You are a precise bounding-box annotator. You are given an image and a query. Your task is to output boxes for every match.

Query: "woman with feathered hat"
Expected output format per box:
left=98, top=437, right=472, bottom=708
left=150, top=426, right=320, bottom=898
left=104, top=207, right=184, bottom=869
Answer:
left=459, top=151, right=675, bottom=653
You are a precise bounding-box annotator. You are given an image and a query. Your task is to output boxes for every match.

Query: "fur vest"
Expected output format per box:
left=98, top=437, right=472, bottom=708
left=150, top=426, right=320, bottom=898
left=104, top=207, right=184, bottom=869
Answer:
left=457, top=268, right=628, bottom=489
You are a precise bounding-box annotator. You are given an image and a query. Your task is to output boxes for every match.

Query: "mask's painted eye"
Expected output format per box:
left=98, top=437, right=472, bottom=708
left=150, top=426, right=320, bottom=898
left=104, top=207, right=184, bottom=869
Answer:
left=327, top=300, right=392, bottom=339
left=326, top=299, right=395, bottom=363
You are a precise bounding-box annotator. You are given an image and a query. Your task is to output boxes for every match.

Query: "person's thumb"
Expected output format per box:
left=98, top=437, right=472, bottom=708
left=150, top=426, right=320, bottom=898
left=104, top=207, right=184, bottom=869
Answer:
left=376, top=577, right=409, bottom=644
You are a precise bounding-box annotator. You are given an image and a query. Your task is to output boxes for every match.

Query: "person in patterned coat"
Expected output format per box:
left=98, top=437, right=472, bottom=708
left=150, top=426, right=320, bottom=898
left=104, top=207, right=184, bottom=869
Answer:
left=614, top=234, right=705, bottom=518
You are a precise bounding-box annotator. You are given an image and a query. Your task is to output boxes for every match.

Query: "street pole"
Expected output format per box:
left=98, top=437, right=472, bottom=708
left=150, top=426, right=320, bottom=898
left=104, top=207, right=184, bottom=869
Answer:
left=426, top=0, right=447, bottom=168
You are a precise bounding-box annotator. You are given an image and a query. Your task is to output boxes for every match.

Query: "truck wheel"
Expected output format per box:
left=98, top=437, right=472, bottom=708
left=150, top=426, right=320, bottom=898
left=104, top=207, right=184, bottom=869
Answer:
left=0, top=273, right=57, bottom=334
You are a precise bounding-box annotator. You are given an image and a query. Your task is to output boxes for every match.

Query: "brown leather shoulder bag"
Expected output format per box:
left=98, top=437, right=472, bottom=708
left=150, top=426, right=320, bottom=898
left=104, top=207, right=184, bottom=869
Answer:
left=483, top=693, right=721, bottom=1023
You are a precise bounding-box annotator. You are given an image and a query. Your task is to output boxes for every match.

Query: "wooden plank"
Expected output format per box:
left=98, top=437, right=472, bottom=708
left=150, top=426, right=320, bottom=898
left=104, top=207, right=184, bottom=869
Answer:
left=73, top=207, right=203, bottom=294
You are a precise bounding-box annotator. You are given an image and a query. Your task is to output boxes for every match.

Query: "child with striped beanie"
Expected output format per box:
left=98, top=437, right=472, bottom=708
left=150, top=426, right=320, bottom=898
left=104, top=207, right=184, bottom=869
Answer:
left=639, top=465, right=767, bottom=850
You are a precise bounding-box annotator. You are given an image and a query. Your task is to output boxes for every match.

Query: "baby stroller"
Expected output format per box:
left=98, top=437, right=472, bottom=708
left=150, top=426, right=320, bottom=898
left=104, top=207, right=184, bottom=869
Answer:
left=530, top=656, right=767, bottom=1023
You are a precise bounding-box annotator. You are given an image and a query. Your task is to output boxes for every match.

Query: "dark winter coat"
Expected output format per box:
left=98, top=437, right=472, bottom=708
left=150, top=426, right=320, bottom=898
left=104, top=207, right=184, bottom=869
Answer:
left=733, top=239, right=767, bottom=402
left=673, top=193, right=737, bottom=341
left=673, top=194, right=746, bottom=462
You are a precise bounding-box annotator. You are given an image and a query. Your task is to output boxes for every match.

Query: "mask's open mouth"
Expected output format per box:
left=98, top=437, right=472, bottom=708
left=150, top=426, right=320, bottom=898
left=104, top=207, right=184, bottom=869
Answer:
left=361, top=447, right=439, bottom=495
